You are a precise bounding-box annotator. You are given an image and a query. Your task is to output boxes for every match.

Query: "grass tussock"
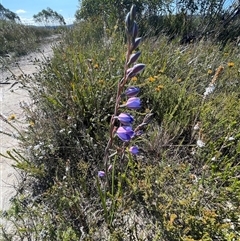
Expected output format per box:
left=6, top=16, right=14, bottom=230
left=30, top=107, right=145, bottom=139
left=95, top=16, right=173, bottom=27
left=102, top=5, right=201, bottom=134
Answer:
left=0, top=18, right=240, bottom=241
left=0, top=20, right=54, bottom=57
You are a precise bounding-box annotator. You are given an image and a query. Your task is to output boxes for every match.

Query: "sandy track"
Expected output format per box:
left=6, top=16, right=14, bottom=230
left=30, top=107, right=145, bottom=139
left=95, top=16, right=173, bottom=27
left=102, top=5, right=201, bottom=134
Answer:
left=0, top=36, right=59, bottom=221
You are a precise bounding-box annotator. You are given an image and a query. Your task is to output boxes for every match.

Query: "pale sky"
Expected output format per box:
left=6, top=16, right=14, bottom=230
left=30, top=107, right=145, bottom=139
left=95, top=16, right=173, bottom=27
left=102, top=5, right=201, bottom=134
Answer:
left=1, top=0, right=80, bottom=25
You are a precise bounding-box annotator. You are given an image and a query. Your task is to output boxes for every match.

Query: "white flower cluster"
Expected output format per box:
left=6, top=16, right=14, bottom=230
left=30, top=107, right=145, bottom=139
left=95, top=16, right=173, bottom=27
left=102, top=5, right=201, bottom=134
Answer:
left=204, top=83, right=215, bottom=97
left=197, top=139, right=205, bottom=148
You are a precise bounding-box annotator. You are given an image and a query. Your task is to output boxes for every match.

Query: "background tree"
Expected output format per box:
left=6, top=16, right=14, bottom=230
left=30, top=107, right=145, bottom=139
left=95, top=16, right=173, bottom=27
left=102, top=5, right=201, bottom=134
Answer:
left=75, top=0, right=146, bottom=25
left=75, top=0, right=239, bottom=42
left=33, top=7, right=66, bottom=26
left=0, top=3, right=20, bottom=22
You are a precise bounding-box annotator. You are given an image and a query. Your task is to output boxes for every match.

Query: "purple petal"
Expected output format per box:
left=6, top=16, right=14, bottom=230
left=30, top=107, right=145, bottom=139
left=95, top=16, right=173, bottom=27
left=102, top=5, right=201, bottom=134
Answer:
left=125, top=12, right=131, bottom=29
left=98, top=171, right=105, bottom=177
left=108, top=165, right=112, bottom=171
left=118, top=113, right=134, bottom=125
left=130, top=5, right=136, bottom=21
left=116, top=126, right=134, bottom=142
left=127, top=63, right=145, bottom=78
left=126, top=97, right=141, bottom=109
left=132, top=22, right=138, bottom=39
left=127, top=51, right=141, bottom=65
left=126, top=67, right=133, bottom=77
left=132, top=64, right=145, bottom=75
left=125, top=86, right=140, bottom=97
left=132, top=37, right=141, bottom=50
left=129, top=146, right=139, bottom=155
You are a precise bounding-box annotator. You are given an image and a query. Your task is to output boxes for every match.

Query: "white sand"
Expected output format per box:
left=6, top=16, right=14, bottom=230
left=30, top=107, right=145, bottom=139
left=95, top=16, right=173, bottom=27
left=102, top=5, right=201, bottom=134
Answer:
left=0, top=36, right=59, bottom=226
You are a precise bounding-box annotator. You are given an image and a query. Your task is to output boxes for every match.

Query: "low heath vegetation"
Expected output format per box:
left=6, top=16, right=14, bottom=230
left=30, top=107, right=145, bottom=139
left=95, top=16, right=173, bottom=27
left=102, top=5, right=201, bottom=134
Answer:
left=0, top=4, right=240, bottom=241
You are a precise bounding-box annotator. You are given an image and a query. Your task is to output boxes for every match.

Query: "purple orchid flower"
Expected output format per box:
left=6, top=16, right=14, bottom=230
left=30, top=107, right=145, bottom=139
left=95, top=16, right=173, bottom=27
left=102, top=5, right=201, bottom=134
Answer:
left=116, top=126, right=134, bottom=142
left=117, top=113, right=134, bottom=125
left=129, top=146, right=139, bottom=155
left=98, top=171, right=105, bottom=177
left=132, top=37, right=141, bottom=50
left=127, top=63, right=145, bottom=78
left=125, top=97, right=141, bottom=109
left=127, top=51, right=141, bottom=65
left=125, top=86, right=140, bottom=97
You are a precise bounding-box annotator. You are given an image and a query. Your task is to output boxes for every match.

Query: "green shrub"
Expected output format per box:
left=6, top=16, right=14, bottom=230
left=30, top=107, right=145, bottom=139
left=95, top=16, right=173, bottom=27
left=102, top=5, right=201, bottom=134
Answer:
left=1, top=16, right=240, bottom=241
left=0, top=20, right=53, bottom=56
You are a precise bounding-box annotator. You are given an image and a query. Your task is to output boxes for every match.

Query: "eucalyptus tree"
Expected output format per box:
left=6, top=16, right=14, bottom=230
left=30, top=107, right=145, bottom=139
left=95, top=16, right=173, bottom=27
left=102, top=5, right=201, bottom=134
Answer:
left=33, top=8, right=66, bottom=26
left=75, top=0, right=238, bottom=42
left=75, top=0, right=145, bottom=23
left=0, top=3, right=20, bottom=22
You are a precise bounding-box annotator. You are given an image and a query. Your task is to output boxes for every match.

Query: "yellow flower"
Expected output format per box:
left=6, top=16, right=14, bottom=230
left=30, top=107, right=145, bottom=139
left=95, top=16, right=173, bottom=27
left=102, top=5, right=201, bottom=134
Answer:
left=70, top=82, right=75, bottom=90
left=109, top=57, right=115, bottom=62
left=145, top=108, right=151, bottom=113
left=94, top=64, right=99, bottom=69
left=169, top=213, right=177, bottom=226
left=148, top=76, right=156, bottom=82
left=72, top=95, right=78, bottom=101
left=155, top=85, right=164, bottom=92
left=29, top=120, right=35, bottom=127
left=177, top=78, right=182, bottom=82
left=227, top=62, right=234, bottom=67
left=203, top=208, right=218, bottom=218
left=158, top=69, right=164, bottom=74
left=131, top=76, right=138, bottom=82
left=8, top=114, right=16, bottom=121
left=98, top=79, right=105, bottom=85
left=207, top=69, right=213, bottom=74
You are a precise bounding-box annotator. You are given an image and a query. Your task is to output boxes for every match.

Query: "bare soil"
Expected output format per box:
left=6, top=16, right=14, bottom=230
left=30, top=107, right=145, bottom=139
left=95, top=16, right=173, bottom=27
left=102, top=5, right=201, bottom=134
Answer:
left=0, top=35, right=59, bottom=227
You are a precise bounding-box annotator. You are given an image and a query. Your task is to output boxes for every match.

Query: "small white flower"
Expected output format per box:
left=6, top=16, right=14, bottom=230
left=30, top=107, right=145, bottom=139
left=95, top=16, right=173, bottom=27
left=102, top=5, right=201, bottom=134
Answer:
left=193, top=123, right=200, bottom=131
left=204, top=83, right=215, bottom=96
left=33, top=144, right=41, bottom=150
left=228, top=136, right=235, bottom=141
left=191, top=151, right=196, bottom=155
left=197, top=139, right=205, bottom=148
left=48, top=144, right=54, bottom=149
left=226, top=201, right=234, bottom=210
left=223, top=218, right=235, bottom=230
